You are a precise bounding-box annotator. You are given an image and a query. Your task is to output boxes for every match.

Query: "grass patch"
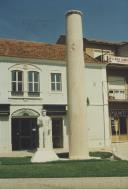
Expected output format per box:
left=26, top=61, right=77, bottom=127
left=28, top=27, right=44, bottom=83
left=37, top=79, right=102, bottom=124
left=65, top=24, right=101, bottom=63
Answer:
left=0, top=157, right=31, bottom=165
left=0, top=157, right=128, bottom=178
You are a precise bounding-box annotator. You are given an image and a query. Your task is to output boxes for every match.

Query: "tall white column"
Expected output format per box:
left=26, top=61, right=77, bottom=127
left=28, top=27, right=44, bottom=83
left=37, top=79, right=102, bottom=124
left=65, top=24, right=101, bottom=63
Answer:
left=66, top=10, right=89, bottom=159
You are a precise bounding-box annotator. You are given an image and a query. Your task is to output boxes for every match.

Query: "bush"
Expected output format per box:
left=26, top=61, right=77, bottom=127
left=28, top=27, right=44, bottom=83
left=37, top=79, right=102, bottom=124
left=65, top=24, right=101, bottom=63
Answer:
left=89, top=151, right=113, bottom=159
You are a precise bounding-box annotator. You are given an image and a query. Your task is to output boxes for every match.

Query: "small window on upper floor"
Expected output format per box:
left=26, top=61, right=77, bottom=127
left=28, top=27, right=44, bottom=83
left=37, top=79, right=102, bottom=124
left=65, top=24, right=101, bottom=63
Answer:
left=11, top=70, right=23, bottom=96
left=51, top=73, right=62, bottom=92
left=28, top=71, right=40, bottom=96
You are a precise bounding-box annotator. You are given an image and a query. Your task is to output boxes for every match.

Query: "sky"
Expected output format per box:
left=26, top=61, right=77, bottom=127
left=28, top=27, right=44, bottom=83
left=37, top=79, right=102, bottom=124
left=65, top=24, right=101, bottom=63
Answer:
left=0, top=0, right=128, bottom=43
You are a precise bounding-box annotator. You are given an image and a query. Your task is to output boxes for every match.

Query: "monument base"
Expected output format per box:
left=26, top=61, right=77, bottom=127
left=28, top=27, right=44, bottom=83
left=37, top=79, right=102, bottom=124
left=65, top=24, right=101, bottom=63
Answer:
left=31, top=148, right=59, bottom=163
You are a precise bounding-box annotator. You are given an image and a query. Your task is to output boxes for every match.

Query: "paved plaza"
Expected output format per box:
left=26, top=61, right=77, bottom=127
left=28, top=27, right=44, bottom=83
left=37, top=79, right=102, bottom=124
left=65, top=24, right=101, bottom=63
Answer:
left=0, top=178, right=128, bottom=189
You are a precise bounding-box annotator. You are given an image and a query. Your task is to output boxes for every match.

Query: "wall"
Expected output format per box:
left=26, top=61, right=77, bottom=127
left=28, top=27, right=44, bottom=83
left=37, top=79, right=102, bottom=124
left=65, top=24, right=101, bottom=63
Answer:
left=0, top=62, right=9, bottom=103
left=0, top=116, right=11, bottom=151
left=117, top=44, right=128, bottom=57
left=85, top=65, right=110, bottom=147
left=85, top=43, right=116, bottom=58
left=0, top=58, right=67, bottom=106
left=41, top=62, right=67, bottom=105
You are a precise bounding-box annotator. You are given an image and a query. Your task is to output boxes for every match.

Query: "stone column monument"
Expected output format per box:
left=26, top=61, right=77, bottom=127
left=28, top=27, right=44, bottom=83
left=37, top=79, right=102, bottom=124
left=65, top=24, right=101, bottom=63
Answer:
left=31, top=109, right=59, bottom=162
left=66, top=10, right=89, bottom=159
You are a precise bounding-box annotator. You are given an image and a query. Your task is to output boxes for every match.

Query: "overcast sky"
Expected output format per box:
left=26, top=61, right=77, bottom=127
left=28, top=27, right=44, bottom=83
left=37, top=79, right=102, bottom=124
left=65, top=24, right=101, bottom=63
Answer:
left=0, top=0, right=128, bottom=43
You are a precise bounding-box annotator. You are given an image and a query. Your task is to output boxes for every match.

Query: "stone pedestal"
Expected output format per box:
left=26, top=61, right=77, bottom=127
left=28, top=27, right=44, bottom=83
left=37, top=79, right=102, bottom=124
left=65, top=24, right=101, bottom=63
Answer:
left=31, top=148, right=59, bottom=163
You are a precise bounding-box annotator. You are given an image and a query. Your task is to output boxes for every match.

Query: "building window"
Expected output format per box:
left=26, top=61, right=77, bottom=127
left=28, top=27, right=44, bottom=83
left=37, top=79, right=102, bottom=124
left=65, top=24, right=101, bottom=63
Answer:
left=11, top=70, right=23, bottom=95
left=28, top=71, right=40, bottom=96
left=51, top=73, right=62, bottom=92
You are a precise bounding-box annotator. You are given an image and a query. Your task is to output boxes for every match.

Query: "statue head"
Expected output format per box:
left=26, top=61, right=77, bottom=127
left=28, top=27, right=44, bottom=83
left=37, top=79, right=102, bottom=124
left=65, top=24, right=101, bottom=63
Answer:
left=42, top=109, right=47, bottom=116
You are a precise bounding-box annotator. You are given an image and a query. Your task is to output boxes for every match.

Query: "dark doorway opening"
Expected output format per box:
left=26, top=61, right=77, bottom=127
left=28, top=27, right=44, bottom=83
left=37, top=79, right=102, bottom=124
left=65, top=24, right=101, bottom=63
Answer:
left=52, top=118, right=63, bottom=148
left=11, top=118, right=38, bottom=150
left=120, top=117, right=127, bottom=134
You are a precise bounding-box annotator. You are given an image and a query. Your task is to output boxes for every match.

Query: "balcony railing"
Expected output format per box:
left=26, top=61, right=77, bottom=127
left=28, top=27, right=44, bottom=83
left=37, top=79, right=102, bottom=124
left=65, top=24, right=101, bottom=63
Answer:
left=108, top=89, right=128, bottom=101
left=28, top=92, right=40, bottom=96
left=11, top=91, right=24, bottom=96
left=9, top=91, right=40, bottom=98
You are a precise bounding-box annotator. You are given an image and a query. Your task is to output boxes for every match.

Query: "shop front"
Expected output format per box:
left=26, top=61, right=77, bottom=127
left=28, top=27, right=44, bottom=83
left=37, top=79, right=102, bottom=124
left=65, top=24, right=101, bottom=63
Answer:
left=110, top=102, right=128, bottom=142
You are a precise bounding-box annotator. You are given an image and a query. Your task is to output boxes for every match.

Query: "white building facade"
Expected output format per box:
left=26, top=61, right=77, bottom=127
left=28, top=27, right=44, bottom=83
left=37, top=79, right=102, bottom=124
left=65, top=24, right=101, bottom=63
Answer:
left=58, top=35, right=128, bottom=145
left=0, top=39, right=112, bottom=152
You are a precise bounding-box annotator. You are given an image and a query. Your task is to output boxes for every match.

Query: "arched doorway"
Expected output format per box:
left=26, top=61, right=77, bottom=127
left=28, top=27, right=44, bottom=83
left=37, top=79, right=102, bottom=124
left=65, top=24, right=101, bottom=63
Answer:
left=11, top=109, right=40, bottom=150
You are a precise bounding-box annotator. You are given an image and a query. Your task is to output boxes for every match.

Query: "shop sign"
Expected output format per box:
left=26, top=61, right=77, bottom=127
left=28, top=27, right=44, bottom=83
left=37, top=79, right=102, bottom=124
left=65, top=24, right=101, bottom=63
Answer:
left=108, top=56, right=128, bottom=64
left=110, top=109, right=128, bottom=117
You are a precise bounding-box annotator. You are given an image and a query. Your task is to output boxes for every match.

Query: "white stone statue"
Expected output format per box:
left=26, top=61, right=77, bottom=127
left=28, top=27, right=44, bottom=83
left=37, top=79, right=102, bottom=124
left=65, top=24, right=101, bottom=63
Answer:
left=31, top=110, right=59, bottom=162
left=37, top=109, right=53, bottom=149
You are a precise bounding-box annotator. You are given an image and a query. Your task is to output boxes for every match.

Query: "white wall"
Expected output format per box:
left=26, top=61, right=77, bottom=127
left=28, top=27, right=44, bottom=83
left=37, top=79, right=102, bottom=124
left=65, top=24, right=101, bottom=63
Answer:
left=85, top=66, right=104, bottom=105
left=0, top=63, right=9, bottom=103
left=0, top=58, right=67, bottom=105
left=41, top=63, right=67, bottom=105
left=85, top=65, right=110, bottom=147
left=108, top=76, right=125, bottom=90
left=0, top=116, right=11, bottom=151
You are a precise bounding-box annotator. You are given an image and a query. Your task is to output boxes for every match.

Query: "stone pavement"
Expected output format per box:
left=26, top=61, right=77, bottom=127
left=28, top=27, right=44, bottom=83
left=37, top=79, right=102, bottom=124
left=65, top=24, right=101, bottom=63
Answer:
left=0, top=142, right=128, bottom=160
left=0, top=148, right=66, bottom=157
left=0, top=178, right=128, bottom=189
left=112, top=142, right=128, bottom=160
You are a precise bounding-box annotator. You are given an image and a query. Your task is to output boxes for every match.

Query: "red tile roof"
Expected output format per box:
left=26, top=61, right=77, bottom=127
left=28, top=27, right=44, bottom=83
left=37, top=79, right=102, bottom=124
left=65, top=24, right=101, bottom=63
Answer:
left=0, top=38, right=102, bottom=64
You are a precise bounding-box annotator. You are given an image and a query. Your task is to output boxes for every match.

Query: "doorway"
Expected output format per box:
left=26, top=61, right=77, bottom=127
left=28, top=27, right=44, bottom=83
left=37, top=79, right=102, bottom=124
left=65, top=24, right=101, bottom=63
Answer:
left=111, top=117, right=128, bottom=141
left=11, top=118, right=38, bottom=150
left=120, top=117, right=127, bottom=134
left=52, top=118, right=63, bottom=148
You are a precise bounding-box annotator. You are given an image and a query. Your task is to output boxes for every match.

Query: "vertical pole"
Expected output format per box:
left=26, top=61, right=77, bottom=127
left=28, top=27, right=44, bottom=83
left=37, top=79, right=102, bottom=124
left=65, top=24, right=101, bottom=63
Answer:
left=65, top=10, right=89, bottom=159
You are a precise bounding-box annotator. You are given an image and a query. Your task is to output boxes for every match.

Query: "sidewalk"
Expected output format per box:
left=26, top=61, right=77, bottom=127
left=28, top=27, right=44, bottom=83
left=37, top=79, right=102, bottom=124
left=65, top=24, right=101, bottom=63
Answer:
left=0, top=178, right=128, bottom=189
left=0, top=143, right=128, bottom=160
left=112, top=142, right=128, bottom=160
left=0, top=148, right=67, bottom=157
